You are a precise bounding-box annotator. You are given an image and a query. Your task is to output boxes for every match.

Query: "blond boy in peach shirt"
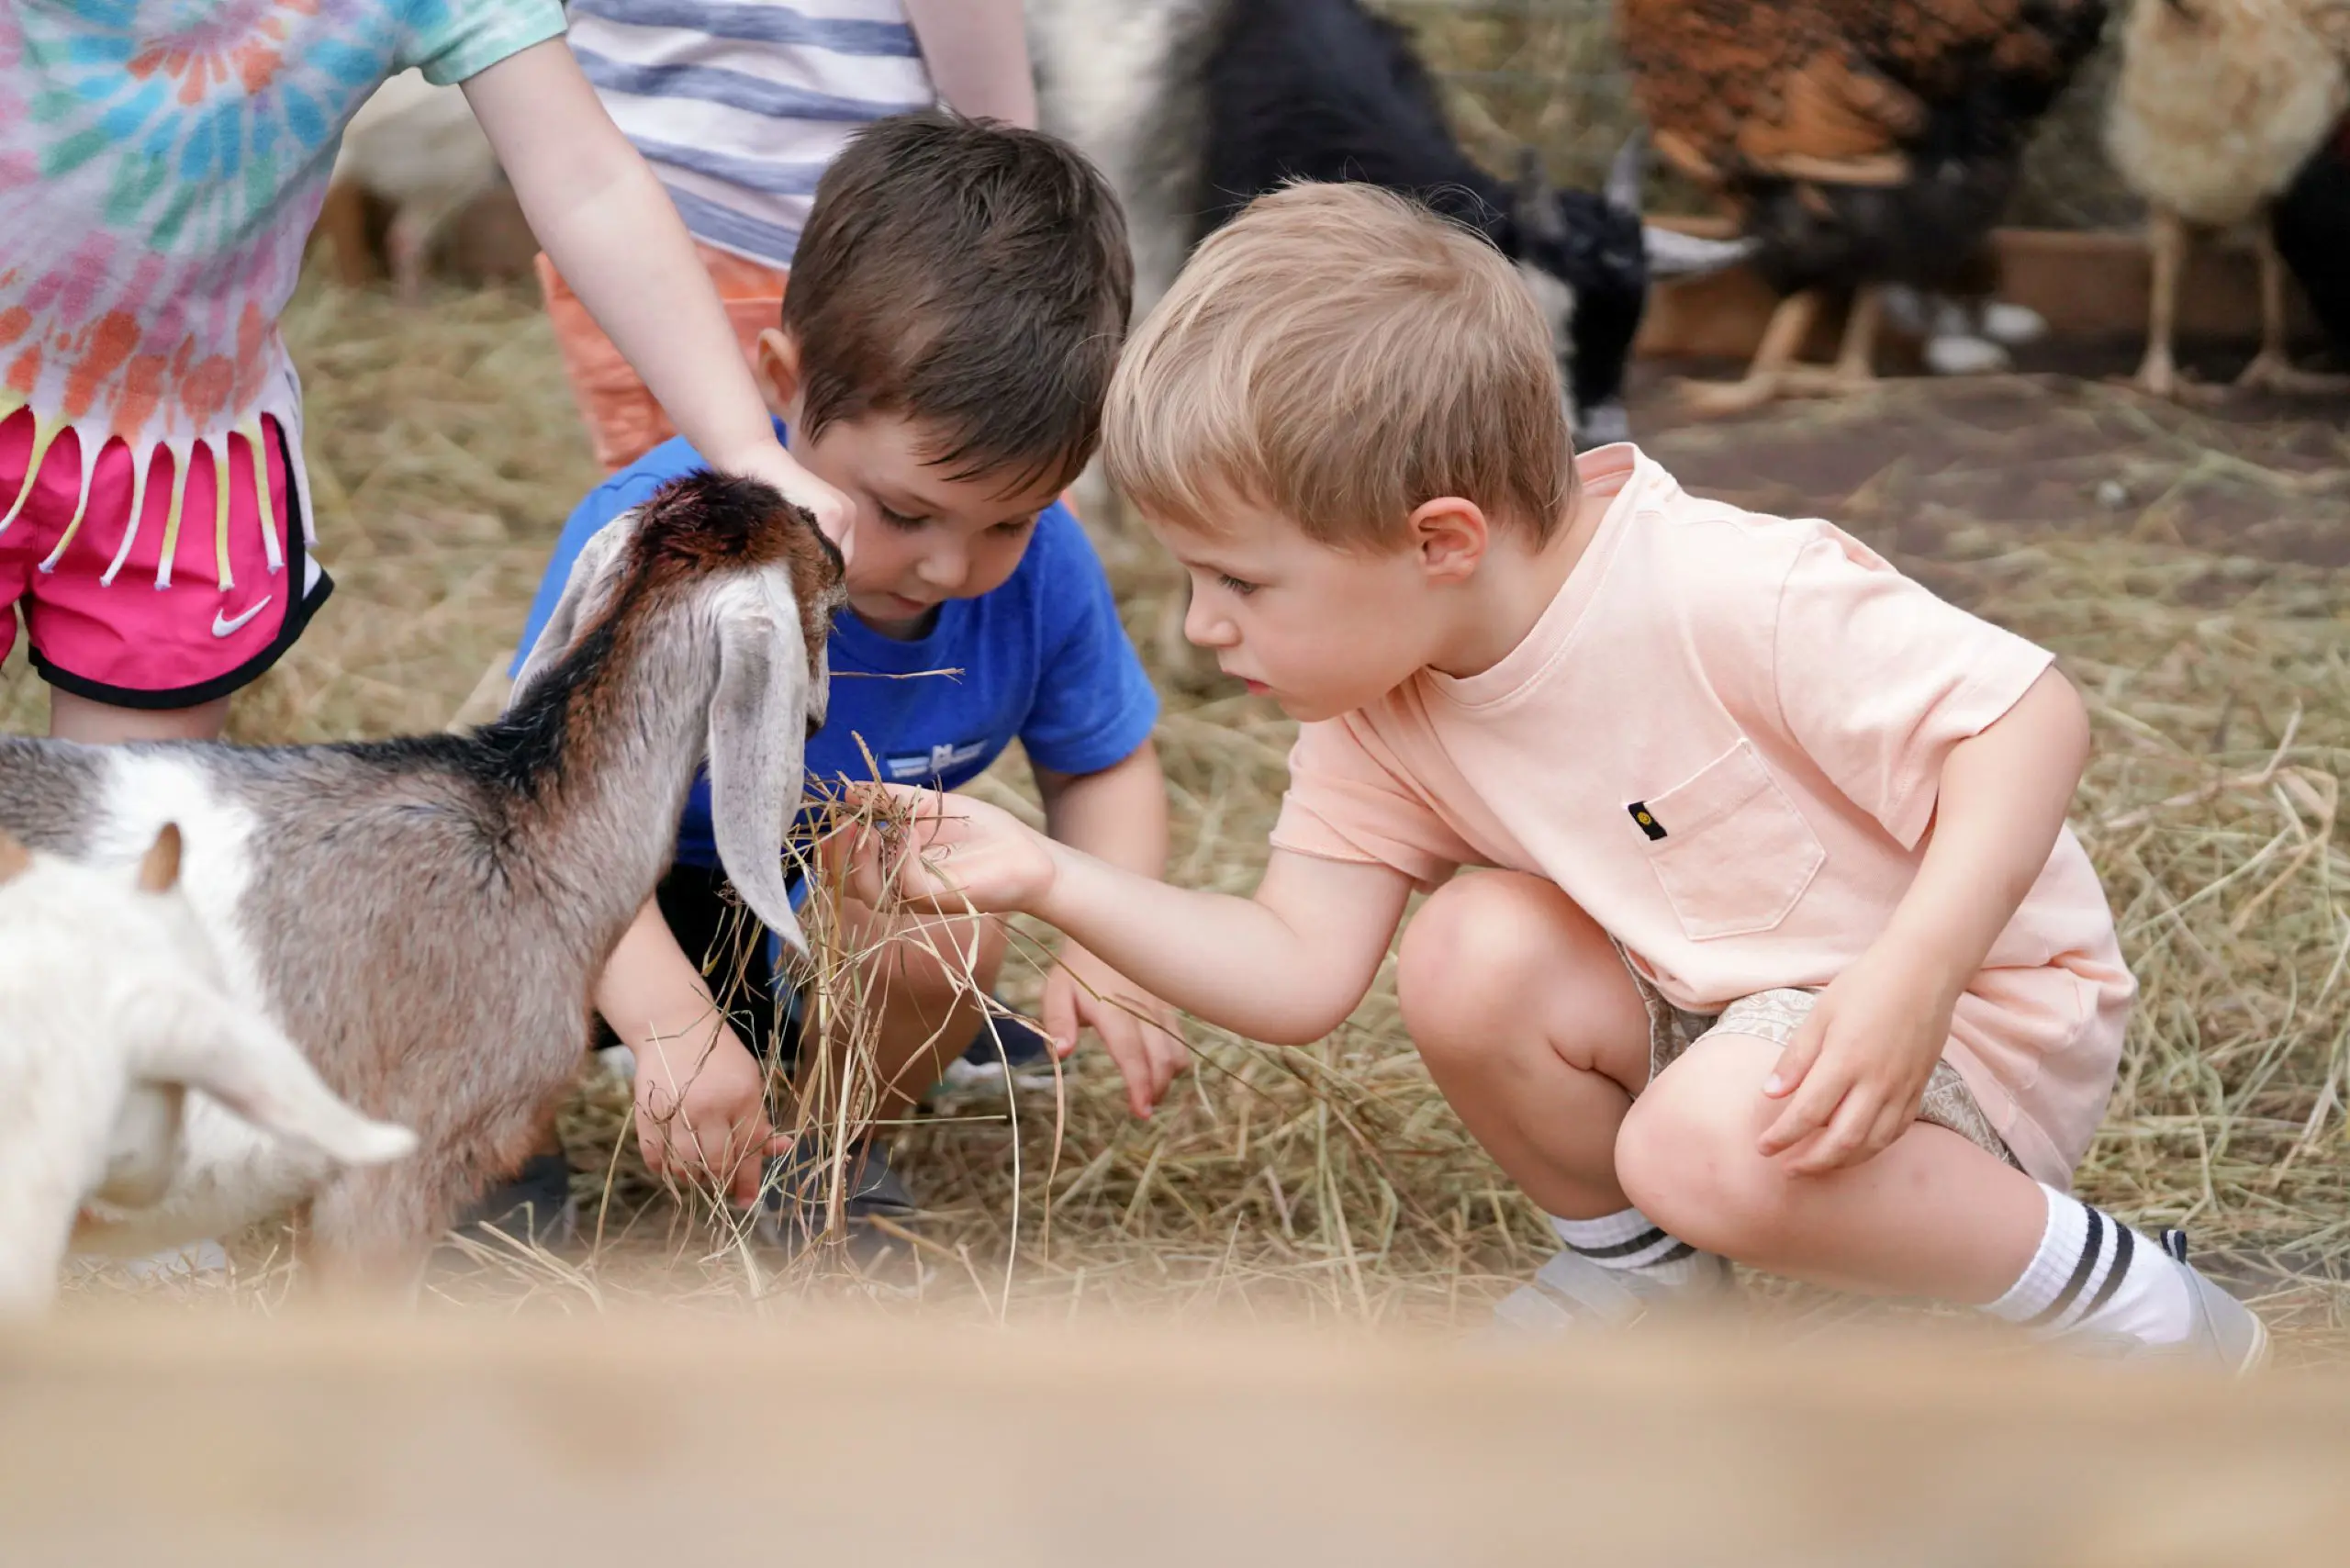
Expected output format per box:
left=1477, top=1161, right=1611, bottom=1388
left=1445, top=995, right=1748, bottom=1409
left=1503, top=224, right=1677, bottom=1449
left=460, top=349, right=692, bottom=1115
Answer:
left=847, top=185, right=2264, bottom=1364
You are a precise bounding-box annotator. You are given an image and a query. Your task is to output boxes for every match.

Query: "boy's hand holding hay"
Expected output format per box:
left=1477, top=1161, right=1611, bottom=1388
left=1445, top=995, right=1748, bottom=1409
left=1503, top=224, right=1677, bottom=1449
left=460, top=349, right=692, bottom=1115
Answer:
left=843, top=789, right=1187, bottom=1116
left=847, top=788, right=1059, bottom=914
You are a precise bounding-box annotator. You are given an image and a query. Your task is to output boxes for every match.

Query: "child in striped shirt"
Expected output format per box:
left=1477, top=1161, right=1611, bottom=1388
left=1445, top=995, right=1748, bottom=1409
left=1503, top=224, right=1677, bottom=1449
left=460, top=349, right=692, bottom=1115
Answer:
left=543, top=1, right=1038, bottom=469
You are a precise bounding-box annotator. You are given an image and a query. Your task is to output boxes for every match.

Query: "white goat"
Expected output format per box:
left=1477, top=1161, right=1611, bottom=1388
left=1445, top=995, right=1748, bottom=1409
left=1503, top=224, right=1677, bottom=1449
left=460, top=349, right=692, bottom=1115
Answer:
left=0, top=824, right=416, bottom=1314
left=324, top=70, right=501, bottom=298
left=0, top=474, right=845, bottom=1291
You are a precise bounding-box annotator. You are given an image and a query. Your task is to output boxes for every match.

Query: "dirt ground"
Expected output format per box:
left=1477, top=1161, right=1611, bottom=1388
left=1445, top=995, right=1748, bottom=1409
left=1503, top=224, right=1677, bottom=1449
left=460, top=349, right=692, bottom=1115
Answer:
left=11, top=282, right=2350, bottom=1351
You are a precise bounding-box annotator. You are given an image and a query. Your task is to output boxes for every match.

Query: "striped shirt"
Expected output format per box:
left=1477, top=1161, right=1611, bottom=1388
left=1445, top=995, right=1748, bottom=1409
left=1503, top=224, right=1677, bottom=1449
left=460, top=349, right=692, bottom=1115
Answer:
left=567, top=0, right=939, bottom=269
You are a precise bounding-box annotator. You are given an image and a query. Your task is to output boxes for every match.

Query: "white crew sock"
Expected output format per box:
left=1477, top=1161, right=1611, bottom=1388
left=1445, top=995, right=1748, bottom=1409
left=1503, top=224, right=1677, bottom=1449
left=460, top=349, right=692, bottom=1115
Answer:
left=1985, top=1183, right=2193, bottom=1344
left=1550, top=1207, right=1709, bottom=1289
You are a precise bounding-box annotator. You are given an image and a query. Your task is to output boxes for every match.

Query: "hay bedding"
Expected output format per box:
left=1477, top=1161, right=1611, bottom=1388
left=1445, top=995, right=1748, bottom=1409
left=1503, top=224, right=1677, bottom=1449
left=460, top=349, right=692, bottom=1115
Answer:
left=11, top=279, right=2350, bottom=1356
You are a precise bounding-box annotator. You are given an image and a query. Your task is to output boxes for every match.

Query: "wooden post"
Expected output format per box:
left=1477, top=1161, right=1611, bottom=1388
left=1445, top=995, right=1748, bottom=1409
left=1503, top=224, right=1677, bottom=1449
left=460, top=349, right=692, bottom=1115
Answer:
left=1, top=1311, right=2344, bottom=1565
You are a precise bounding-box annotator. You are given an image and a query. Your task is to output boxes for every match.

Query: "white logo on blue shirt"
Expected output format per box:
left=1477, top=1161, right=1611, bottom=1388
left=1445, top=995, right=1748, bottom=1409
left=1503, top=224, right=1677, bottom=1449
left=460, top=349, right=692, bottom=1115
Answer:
left=886, top=740, right=991, bottom=781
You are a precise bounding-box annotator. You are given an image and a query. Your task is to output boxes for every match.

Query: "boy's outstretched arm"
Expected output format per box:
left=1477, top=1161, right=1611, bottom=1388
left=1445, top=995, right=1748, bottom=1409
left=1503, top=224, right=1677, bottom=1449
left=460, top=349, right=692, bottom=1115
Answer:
left=459, top=42, right=854, bottom=548
left=846, top=787, right=1413, bottom=1047
left=1760, top=666, right=2094, bottom=1173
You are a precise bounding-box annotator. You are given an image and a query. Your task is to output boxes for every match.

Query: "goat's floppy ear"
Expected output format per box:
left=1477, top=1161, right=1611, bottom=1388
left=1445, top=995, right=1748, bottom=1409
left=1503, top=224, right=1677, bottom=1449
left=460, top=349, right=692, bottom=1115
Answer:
left=0, top=829, right=28, bottom=885
left=138, top=823, right=183, bottom=894
left=509, top=515, right=636, bottom=710
left=708, top=577, right=817, bottom=958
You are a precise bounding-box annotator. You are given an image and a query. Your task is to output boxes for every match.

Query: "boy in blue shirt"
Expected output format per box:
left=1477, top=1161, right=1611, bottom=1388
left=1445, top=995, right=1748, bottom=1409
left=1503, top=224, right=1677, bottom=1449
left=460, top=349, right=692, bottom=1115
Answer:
left=500, top=112, right=1174, bottom=1226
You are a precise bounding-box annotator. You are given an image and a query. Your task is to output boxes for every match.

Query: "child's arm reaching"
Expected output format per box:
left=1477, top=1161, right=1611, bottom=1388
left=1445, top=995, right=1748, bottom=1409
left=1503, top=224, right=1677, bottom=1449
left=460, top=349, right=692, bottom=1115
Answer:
left=596, top=898, right=785, bottom=1206
left=459, top=41, right=853, bottom=548
left=1758, top=666, right=2093, bottom=1174
left=845, top=787, right=1415, bottom=1048
left=903, top=0, right=1039, bottom=129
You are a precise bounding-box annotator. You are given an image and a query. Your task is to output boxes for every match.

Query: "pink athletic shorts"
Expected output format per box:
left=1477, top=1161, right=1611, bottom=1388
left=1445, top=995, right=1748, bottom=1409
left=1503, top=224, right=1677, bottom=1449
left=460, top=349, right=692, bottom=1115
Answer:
left=0, top=410, right=330, bottom=709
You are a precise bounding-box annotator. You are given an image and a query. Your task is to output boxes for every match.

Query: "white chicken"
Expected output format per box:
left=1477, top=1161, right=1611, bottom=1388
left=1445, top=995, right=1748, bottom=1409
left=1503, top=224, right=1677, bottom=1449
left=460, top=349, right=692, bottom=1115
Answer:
left=2108, top=0, right=2350, bottom=397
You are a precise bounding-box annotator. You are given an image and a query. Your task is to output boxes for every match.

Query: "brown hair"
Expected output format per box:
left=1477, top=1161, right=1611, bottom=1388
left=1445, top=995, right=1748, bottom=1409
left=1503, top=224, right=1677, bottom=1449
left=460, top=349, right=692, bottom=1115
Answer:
left=782, top=110, right=1133, bottom=496
left=1104, top=183, right=1574, bottom=548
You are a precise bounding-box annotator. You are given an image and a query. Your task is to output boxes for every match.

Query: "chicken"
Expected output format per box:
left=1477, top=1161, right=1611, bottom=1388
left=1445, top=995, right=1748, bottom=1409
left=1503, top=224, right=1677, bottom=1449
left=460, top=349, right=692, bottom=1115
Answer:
left=2270, top=114, right=2350, bottom=361
left=2109, top=0, right=2350, bottom=398
left=1617, top=0, right=2109, bottom=413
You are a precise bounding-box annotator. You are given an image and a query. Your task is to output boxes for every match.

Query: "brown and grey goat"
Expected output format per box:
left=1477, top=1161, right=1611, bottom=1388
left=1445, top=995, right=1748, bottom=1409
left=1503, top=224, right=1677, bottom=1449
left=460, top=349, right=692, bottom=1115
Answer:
left=0, top=473, right=846, bottom=1290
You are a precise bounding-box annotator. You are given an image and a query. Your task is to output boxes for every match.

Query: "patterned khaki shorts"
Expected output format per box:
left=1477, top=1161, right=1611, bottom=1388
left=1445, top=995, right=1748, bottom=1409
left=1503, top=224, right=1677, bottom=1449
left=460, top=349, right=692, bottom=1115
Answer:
left=1629, top=971, right=2020, bottom=1169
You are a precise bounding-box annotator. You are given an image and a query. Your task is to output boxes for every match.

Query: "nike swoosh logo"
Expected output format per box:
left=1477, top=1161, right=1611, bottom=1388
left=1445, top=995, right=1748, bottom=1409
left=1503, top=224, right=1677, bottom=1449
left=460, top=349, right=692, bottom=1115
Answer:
left=211, top=596, right=274, bottom=639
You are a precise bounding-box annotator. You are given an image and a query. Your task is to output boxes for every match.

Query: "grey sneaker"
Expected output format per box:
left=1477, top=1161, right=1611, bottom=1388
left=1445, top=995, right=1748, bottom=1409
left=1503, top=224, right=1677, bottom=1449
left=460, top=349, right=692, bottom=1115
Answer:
left=1488, top=1248, right=1735, bottom=1334
left=2057, top=1230, right=2270, bottom=1375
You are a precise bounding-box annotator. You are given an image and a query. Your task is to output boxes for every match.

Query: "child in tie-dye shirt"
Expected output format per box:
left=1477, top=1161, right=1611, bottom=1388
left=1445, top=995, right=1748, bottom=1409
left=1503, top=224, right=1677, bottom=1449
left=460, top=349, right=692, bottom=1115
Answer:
left=0, top=0, right=853, bottom=744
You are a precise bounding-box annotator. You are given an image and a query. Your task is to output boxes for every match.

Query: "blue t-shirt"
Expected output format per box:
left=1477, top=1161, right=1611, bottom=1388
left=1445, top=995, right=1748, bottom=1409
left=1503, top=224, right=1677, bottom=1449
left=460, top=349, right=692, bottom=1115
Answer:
left=514, top=425, right=1159, bottom=871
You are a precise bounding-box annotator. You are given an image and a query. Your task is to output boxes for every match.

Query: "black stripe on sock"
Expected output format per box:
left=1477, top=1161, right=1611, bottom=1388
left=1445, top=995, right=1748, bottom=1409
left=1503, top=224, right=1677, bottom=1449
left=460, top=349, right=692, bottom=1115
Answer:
left=2077, top=1222, right=2135, bottom=1325
left=2027, top=1208, right=2106, bottom=1329
left=1567, top=1226, right=1672, bottom=1260
left=1651, top=1240, right=1696, bottom=1266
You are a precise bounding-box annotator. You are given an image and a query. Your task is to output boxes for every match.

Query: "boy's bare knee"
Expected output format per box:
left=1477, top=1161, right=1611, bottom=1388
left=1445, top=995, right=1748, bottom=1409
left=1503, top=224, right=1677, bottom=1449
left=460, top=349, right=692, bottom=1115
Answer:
left=1399, top=871, right=1626, bottom=1066
left=1616, top=1043, right=1795, bottom=1256
left=1402, top=873, right=1573, bottom=1044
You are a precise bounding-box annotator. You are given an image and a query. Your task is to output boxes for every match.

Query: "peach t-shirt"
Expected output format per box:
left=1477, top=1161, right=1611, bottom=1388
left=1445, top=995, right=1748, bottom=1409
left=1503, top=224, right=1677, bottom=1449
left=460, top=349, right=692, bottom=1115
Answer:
left=1272, top=446, right=2133, bottom=1187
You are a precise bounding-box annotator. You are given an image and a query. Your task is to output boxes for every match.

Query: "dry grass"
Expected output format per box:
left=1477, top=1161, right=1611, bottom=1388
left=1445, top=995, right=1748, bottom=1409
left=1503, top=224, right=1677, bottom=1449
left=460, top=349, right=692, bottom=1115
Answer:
left=15, top=281, right=2350, bottom=1359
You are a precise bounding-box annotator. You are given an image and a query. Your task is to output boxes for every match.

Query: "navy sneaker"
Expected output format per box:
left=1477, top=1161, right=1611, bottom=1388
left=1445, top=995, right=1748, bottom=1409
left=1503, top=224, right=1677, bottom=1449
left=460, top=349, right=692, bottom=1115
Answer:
left=453, top=1151, right=578, bottom=1249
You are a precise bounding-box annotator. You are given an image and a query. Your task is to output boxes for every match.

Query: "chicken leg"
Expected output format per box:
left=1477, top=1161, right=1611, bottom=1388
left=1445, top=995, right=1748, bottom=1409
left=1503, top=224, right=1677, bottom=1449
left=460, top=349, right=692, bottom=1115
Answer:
left=1823, top=284, right=1882, bottom=388
left=2131, top=205, right=2188, bottom=399
left=1770, top=284, right=1885, bottom=397
left=1678, top=291, right=1824, bottom=416
left=2235, top=226, right=2350, bottom=395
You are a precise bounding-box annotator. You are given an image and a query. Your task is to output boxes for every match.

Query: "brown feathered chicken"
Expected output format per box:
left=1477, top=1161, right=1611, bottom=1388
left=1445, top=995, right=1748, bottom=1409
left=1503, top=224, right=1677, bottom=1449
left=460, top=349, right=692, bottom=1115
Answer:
left=1618, top=0, right=2109, bottom=412
left=2108, top=0, right=2350, bottom=398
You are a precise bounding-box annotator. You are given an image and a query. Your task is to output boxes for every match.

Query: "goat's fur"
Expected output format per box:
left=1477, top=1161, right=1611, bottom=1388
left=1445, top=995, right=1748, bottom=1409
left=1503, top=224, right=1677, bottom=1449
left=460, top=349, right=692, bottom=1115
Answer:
left=0, top=474, right=845, bottom=1289
left=0, top=826, right=416, bottom=1314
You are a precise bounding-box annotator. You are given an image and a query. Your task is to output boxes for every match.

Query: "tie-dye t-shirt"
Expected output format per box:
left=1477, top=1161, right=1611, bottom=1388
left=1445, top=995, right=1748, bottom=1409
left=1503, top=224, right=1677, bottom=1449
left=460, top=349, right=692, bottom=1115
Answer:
left=0, top=0, right=565, bottom=539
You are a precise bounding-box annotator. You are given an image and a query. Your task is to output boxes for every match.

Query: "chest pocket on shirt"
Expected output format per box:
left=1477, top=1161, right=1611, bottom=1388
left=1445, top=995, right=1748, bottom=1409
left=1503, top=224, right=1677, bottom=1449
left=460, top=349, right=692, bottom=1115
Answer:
left=1633, top=740, right=1825, bottom=941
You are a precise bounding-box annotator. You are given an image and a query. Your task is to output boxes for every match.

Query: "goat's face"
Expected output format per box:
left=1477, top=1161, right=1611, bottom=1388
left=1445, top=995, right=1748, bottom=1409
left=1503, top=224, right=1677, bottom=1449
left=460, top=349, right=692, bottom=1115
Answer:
left=783, top=515, right=849, bottom=736
left=1516, top=190, right=1650, bottom=452
left=700, top=486, right=845, bottom=958
left=508, top=473, right=848, bottom=958
left=1514, top=140, right=1755, bottom=450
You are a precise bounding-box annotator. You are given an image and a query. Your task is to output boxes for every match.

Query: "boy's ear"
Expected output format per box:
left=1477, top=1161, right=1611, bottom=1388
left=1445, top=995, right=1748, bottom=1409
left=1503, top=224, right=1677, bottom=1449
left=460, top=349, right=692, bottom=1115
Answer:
left=755, top=329, right=804, bottom=420
left=1408, top=497, right=1490, bottom=584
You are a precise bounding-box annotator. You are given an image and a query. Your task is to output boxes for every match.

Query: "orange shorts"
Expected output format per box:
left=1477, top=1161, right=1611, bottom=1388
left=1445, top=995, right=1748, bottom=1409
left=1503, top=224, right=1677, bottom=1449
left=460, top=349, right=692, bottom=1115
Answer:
left=536, top=244, right=788, bottom=473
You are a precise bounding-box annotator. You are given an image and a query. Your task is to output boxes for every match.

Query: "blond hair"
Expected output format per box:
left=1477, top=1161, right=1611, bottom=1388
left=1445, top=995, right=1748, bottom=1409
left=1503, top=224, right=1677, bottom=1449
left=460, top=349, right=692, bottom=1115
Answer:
left=1103, top=183, right=1574, bottom=550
